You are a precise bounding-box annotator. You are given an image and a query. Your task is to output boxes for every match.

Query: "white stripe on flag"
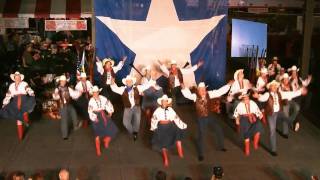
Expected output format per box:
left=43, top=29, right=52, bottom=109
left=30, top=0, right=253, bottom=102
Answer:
left=18, top=0, right=36, bottom=18
left=50, top=0, right=66, bottom=18
left=81, top=0, right=92, bottom=18
left=0, top=0, right=6, bottom=18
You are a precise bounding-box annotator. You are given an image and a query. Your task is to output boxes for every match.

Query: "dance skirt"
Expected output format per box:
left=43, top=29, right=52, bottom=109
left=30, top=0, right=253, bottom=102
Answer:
left=92, top=110, right=118, bottom=138
left=0, top=95, right=36, bottom=121
left=152, top=122, right=185, bottom=151
left=239, top=115, right=264, bottom=139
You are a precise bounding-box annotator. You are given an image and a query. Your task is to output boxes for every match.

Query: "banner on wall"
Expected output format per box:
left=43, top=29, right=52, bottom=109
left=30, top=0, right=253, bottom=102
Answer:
left=94, top=0, right=228, bottom=88
left=0, top=18, right=29, bottom=29
left=45, top=20, right=87, bottom=31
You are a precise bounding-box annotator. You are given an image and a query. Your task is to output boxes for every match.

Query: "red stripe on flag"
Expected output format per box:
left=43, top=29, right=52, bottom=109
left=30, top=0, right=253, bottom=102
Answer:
left=66, top=0, right=81, bottom=18
left=35, top=0, right=51, bottom=18
left=3, top=0, right=21, bottom=17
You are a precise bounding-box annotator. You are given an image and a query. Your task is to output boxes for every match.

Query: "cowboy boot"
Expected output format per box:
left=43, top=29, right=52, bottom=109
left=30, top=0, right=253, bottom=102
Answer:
left=103, top=136, right=111, bottom=149
left=95, top=137, right=101, bottom=156
left=176, top=141, right=184, bottom=158
left=162, top=148, right=169, bottom=167
left=244, top=139, right=250, bottom=156
left=17, top=120, right=24, bottom=141
left=23, top=112, right=30, bottom=126
left=82, top=119, right=89, bottom=128
left=253, top=133, right=260, bottom=150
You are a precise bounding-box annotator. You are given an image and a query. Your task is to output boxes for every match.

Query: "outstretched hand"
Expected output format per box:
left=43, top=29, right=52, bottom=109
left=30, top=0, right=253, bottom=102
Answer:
left=197, top=60, right=204, bottom=67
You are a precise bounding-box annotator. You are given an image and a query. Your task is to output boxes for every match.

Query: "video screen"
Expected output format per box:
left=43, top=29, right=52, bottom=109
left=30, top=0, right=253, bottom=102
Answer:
left=231, top=19, right=267, bottom=57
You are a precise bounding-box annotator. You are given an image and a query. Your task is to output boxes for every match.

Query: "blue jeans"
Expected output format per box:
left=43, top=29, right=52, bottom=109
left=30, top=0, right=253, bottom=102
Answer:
left=196, top=114, right=224, bottom=156
left=123, top=106, right=141, bottom=134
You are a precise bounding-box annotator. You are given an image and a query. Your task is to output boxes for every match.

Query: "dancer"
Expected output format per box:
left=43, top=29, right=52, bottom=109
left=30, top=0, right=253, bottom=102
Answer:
left=151, top=95, right=187, bottom=167
left=88, top=86, right=118, bottom=156
left=181, top=82, right=231, bottom=161
left=52, top=75, right=82, bottom=140
left=0, top=72, right=35, bottom=141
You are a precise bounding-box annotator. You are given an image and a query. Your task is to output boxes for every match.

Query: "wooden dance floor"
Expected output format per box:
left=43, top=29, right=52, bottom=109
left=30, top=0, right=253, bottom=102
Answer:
left=0, top=104, right=319, bottom=179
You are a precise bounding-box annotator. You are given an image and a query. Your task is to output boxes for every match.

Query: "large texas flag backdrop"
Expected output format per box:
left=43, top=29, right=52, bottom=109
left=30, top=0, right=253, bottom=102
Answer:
left=94, top=0, right=228, bottom=88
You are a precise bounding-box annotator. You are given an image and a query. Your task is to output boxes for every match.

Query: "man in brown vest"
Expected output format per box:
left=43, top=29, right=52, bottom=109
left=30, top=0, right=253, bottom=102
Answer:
left=110, top=75, right=149, bottom=141
left=96, top=56, right=126, bottom=99
left=181, top=81, right=232, bottom=161
left=53, top=75, right=82, bottom=140
left=158, top=59, right=204, bottom=107
left=253, top=80, right=307, bottom=156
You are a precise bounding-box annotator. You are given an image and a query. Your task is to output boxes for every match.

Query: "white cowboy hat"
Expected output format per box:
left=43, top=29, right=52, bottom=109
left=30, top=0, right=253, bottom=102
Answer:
left=122, top=75, right=137, bottom=86
left=157, top=95, right=172, bottom=105
left=56, top=75, right=67, bottom=82
left=260, top=68, right=268, bottom=74
left=142, top=65, right=151, bottom=72
left=288, top=65, right=299, bottom=72
left=90, top=86, right=102, bottom=94
left=266, top=80, right=280, bottom=89
left=197, top=82, right=208, bottom=88
left=102, top=58, right=115, bottom=67
left=10, top=72, right=24, bottom=81
left=272, top=56, right=279, bottom=61
left=80, top=72, right=87, bottom=78
left=234, top=69, right=244, bottom=80
left=280, top=73, right=289, bottom=81
left=169, top=60, right=177, bottom=65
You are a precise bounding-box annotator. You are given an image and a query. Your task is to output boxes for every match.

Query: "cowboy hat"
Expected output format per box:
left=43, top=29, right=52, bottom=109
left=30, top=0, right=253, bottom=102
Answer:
left=102, top=58, right=115, bottom=67
left=260, top=68, right=268, bottom=74
left=288, top=65, right=299, bottom=72
left=80, top=72, right=87, bottom=78
left=90, top=85, right=102, bottom=95
left=142, top=65, right=151, bottom=72
left=272, top=56, right=279, bottom=61
left=157, top=95, right=172, bottom=105
left=10, top=72, right=24, bottom=81
left=122, top=75, right=137, bottom=86
left=280, top=73, right=289, bottom=81
left=56, top=75, right=67, bottom=82
left=266, top=80, right=280, bottom=89
left=169, top=60, right=177, bottom=65
left=197, top=82, right=208, bottom=88
left=233, top=69, right=244, bottom=80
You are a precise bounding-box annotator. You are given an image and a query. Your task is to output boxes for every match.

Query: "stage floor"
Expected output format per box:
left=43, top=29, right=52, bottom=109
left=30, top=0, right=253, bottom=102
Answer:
left=0, top=104, right=319, bottom=180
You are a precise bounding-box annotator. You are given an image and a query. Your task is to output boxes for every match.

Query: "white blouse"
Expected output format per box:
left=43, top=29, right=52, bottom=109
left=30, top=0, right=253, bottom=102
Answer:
left=256, top=76, right=267, bottom=92
left=229, top=79, right=251, bottom=98
left=96, top=60, right=124, bottom=75
left=150, top=107, right=187, bottom=131
left=233, top=100, right=262, bottom=119
left=52, top=87, right=81, bottom=102
left=160, top=64, right=198, bottom=88
left=88, top=95, right=114, bottom=121
left=3, top=81, right=34, bottom=105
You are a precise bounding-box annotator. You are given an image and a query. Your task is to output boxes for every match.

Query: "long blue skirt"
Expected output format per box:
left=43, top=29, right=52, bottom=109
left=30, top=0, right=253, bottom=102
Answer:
left=152, top=122, right=185, bottom=151
left=92, top=111, right=118, bottom=138
left=239, top=116, right=264, bottom=139
left=0, top=95, right=36, bottom=121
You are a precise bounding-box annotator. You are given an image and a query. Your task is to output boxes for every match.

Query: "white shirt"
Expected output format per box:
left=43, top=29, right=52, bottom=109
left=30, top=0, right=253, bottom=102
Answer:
left=75, top=80, right=93, bottom=93
left=3, top=81, right=34, bottom=105
left=234, top=100, right=262, bottom=119
left=52, top=87, right=81, bottom=103
left=256, top=76, right=267, bottom=92
left=229, top=79, right=251, bottom=97
left=181, top=84, right=230, bottom=102
left=96, top=60, right=124, bottom=75
left=290, top=76, right=311, bottom=91
left=150, top=107, right=187, bottom=131
left=110, top=83, right=149, bottom=108
left=160, top=64, right=198, bottom=87
left=258, top=89, right=302, bottom=112
left=88, top=95, right=114, bottom=121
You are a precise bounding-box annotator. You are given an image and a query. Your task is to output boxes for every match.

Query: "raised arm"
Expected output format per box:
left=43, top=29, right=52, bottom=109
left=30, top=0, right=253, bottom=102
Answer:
left=257, top=92, right=270, bottom=102
left=159, top=64, right=170, bottom=77
left=69, top=87, right=82, bottom=100
left=110, top=82, right=125, bottom=95
left=96, top=59, right=104, bottom=75
left=208, top=84, right=231, bottom=99
left=181, top=88, right=196, bottom=102
left=280, top=89, right=302, bottom=100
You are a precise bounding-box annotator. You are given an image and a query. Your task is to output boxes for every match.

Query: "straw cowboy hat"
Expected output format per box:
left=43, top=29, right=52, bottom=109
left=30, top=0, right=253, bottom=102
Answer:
left=102, top=58, right=115, bottom=67
left=90, top=85, right=102, bottom=95
left=233, top=69, right=244, bottom=80
left=266, top=80, right=280, bottom=89
left=56, top=75, right=67, bottom=82
left=122, top=75, right=137, bottom=86
left=10, top=72, right=24, bottom=81
left=288, top=65, right=299, bottom=72
left=157, top=95, right=172, bottom=105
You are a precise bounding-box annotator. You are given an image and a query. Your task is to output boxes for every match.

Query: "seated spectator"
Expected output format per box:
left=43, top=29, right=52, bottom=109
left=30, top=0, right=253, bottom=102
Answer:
left=7, top=171, right=25, bottom=180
